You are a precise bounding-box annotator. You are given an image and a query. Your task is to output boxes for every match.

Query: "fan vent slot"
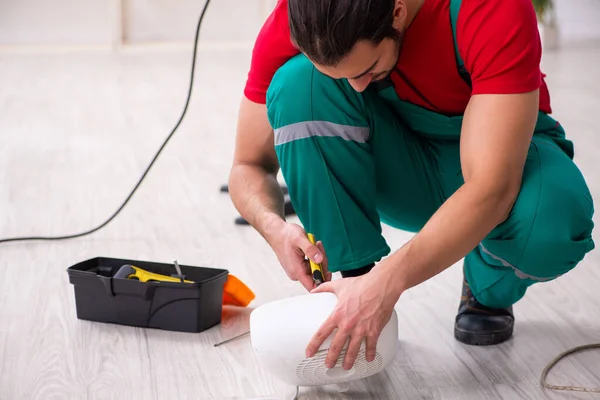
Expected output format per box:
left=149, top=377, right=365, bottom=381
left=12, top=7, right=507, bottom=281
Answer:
left=295, top=348, right=384, bottom=385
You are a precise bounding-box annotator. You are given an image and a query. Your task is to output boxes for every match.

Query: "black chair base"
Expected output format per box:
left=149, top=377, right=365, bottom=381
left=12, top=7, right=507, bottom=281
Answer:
left=220, top=184, right=295, bottom=225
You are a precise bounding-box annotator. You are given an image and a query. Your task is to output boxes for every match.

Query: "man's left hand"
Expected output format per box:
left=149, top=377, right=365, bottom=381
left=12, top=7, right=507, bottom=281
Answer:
left=305, top=265, right=401, bottom=370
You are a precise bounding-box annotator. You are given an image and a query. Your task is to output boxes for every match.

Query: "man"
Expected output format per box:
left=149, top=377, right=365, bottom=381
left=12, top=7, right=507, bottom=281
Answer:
left=228, top=0, right=595, bottom=371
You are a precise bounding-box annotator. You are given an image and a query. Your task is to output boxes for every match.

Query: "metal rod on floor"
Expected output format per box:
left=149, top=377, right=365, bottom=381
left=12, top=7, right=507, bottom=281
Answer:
left=213, top=331, right=250, bottom=347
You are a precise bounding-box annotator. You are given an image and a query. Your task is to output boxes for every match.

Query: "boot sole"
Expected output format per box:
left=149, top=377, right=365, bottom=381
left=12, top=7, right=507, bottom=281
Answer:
left=454, top=324, right=514, bottom=346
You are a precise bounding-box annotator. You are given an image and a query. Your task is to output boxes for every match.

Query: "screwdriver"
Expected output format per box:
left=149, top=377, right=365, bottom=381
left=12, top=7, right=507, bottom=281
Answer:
left=307, top=233, right=325, bottom=286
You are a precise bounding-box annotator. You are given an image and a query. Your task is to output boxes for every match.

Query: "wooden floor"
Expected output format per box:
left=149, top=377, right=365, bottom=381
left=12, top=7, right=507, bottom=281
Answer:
left=1, top=42, right=599, bottom=400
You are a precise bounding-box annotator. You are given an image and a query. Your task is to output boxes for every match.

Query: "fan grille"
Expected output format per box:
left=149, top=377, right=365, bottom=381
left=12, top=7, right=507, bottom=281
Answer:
left=295, top=348, right=384, bottom=385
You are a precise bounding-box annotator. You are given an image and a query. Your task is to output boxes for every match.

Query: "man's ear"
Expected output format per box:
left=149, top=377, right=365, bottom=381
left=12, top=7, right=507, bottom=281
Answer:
left=392, top=0, right=408, bottom=30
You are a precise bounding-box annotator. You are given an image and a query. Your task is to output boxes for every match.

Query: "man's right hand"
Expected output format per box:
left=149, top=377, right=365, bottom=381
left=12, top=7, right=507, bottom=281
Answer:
left=229, top=96, right=332, bottom=290
left=269, top=222, right=332, bottom=291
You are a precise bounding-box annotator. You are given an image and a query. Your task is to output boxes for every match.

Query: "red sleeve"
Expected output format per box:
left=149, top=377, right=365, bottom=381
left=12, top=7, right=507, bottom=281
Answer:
left=244, top=0, right=300, bottom=104
left=457, top=0, right=543, bottom=95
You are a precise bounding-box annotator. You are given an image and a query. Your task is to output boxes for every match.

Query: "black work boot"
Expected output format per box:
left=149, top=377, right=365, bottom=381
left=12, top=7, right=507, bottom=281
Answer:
left=454, top=277, right=514, bottom=346
left=340, top=263, right=374, bottom=278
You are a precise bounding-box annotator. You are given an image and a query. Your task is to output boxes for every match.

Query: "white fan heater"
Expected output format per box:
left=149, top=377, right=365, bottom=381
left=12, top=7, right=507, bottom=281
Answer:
left=250, top=292, right=398, bottom=387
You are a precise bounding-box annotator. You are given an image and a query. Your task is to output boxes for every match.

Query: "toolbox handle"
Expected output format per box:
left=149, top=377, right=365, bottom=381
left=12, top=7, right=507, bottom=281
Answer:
left=109, top=276, right=160, bottom=300
left=99, top=275, right=115, bottom=297
left=98, top=274, right=160, bottom=300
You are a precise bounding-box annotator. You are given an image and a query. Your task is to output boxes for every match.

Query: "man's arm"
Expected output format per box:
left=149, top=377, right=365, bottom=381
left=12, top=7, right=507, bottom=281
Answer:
left=229, top=0, right=298, bottom=240
left=228, top=96, right=286, bottom=243
left=380, top=0, right=544, bottom=293
left=381, top=90, right=539, bottom=296
left=228, top=97, right=328, bottom=290
left=229, top=1, right=325, bottom=290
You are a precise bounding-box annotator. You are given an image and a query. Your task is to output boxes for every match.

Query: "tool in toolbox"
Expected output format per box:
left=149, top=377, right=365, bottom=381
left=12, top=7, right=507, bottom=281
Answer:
left=113, top=261, right=256, bottom=308
left=113, top=263, right=194, bottom=283
left=173, top=259, right=185, bottom=282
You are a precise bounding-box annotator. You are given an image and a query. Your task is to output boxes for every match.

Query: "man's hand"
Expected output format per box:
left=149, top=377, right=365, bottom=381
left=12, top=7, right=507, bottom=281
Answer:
left=228, top=97, right=332, bottom=291
left=305, top=265, right=399, bottom=370
left=269, top=222, right=332, bottom=291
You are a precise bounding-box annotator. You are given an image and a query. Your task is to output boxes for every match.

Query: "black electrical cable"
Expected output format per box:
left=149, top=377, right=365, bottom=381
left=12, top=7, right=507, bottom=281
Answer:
left=0, top=0, right=211, bottom=245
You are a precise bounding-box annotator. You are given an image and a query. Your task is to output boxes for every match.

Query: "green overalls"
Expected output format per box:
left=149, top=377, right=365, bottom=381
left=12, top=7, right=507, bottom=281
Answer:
left=265, top=0, right=595, bottom=308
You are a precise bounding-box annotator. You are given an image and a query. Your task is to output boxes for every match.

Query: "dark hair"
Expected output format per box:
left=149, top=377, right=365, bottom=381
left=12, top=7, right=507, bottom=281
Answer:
left=288, top=0, right=399, bottom=67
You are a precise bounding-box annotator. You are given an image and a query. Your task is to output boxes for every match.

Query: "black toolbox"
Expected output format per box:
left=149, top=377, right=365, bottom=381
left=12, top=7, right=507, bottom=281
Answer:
left=67, top=257, right=229, bottom=333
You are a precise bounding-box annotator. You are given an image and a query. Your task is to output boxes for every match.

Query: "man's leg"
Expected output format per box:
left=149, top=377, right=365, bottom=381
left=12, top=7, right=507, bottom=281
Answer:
left=266, top=55, right=447, bottom=274
left=456, top=133, right=595, bottom=345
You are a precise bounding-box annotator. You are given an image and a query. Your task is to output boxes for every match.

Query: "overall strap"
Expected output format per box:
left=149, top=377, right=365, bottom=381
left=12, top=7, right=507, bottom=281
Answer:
left=449, top=0, right=472, bottom=87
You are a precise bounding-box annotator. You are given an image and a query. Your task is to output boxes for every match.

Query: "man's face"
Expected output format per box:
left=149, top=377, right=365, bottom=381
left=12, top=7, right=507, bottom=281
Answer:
left=313, top=35, right=402, bottom=92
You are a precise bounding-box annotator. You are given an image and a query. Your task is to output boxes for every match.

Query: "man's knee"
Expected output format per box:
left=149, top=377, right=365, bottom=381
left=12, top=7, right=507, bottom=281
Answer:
left=489, top=140, right=595, bottom=282
left=518, top=171, right=595, bottom=279
left=265, top=54, right=367, bottom=133
left=266, top=55, right=315, bottom=130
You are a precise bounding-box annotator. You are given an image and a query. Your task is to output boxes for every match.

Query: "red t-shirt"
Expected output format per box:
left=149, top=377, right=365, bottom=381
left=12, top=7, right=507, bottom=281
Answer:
left=244, top=0, right=552, bottom=116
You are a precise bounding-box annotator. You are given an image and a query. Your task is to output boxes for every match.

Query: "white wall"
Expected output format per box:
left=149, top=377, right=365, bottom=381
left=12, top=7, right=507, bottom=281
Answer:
left=0, top=0, right=115, bottom=46
left=0, top=0, right=275, bottom=48
left=0, top=0, right=598, bottom=48
left=122, top=0, right=265, bottom=44
left=554, top=0, right=600, bottom=45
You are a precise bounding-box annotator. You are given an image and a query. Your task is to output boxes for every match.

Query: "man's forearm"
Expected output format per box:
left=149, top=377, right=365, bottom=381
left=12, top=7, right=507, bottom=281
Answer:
left=383, top=179, right=518, bottom=296
left=228, top=163, right=287, bottom=242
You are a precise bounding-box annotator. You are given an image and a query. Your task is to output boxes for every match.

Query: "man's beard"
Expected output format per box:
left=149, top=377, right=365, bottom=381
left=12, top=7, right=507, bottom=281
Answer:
left=378, top=31, right=405, bottom=81
left=389, top=30, right=404, bottom=73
